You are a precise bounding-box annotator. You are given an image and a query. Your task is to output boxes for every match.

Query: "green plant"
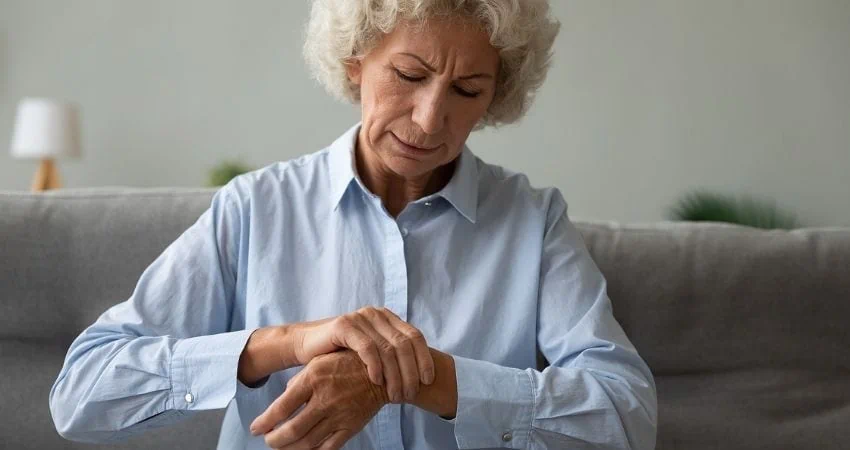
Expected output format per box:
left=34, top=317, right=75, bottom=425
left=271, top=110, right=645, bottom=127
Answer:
left=667, top=190, right=799, bottom=229
left=207, top=160, right=254, bottom=187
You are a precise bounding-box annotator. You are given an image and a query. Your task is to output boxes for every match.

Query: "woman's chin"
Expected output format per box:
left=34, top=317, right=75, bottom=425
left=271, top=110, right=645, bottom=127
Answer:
left=384, top=155, right=438, bottom=178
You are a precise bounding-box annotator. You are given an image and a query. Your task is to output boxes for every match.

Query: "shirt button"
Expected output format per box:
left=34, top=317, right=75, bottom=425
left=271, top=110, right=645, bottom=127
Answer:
left=184, top=393, right=194, bottom=404
left=502, top=432, right=513, bottom=442
left=401, top=228, right=409, bottom=237
left=424, top=201, right=432, bottom=207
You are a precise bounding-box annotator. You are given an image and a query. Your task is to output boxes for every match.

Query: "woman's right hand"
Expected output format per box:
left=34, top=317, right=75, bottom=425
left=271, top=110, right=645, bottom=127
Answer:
left=289, top=306, right=435, bottom=403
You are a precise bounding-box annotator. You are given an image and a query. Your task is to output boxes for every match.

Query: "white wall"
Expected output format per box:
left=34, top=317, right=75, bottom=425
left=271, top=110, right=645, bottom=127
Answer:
left=1, top=0, right=848, bottom=226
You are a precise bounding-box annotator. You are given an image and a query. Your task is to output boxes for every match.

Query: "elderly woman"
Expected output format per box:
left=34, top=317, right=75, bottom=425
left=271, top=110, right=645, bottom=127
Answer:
left=50, top=1, right=656, bottom=449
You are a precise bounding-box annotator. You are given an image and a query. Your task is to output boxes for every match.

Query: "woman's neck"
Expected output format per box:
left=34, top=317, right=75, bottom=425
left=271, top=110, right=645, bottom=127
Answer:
left=355, top=137, right=455, bottom=218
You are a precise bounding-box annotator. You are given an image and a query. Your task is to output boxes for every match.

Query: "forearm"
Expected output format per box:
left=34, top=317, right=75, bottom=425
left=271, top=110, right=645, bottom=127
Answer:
left=410, top=348, right=458, bottom=419
left=439, top=352, right=656, bottom=449
left=50, top=327, right=255, bottom=443
left=237, top=325, right=301, bottom=386
left=528, top=363, right=657, bottom=449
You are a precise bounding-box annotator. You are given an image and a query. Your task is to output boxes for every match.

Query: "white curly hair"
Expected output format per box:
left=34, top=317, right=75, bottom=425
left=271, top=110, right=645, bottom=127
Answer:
left=303, top=0, right=560, bottom=127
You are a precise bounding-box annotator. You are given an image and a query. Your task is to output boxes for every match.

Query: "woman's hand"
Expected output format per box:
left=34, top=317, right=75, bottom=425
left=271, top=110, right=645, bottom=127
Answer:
left=250, top=351, right=387, bottom=449
left=291, top=307, right=435, bottom=403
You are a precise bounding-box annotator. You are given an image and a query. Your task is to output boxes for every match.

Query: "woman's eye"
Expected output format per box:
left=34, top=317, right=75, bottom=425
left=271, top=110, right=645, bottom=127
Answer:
left=395, top=69, right=424, bottom=82
left=394, top=68, right=480, bottom=98
left=454, top=86, right=480, bottom=98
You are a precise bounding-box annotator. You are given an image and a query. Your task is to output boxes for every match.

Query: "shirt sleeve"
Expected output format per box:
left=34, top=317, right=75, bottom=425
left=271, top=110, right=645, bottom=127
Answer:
left=449, top=193, right=658, bottom=449
left=49, top=182, right=264, bottom=444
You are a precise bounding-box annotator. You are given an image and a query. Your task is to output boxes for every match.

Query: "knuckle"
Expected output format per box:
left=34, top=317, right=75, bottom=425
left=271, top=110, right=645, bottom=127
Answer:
left=316, top=402, right=332, bottom=416
left=377, top=340, right=395, bottom=354
left=293, top=368, right=315, bottom=387
left=358, top=306, right=378, bottom=316
left=272, top=399, right=289, bottom=416
left=407, top=328, right=425, bottom=342
left=333, top=315, right=352, bottom=330
left=351, top=338, right=369, bottom=352
left=364, top=341, right=380, bottom=356
left=391, top=332, right=412, bottom=348
left=390, top=331, right=412, bottom=348
left=288, top=418, right=315, bottom=440
left=282, top=421, right=302, bottom=438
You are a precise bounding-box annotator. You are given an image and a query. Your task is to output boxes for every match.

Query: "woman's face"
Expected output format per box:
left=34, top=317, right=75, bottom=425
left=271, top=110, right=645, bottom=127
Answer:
left=347, top=18, right=500, bottom=179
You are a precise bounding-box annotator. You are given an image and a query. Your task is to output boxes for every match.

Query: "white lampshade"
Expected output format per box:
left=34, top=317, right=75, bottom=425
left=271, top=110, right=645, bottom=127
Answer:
left=10, top=98, right=82, bottom=159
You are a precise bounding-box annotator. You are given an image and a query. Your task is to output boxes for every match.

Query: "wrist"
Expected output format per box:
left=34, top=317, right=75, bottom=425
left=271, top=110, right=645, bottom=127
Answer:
left=237, top=325, right=298, bottom=386
left=411, top=348, right=458, bottom=419
left=366, top=364, right=391, bottom=407
left=276, top=324, right=302, bottom=368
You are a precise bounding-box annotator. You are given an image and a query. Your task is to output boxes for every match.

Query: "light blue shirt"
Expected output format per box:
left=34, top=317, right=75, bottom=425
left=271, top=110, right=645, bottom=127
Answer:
left=50, top=124, right=657, bottom=449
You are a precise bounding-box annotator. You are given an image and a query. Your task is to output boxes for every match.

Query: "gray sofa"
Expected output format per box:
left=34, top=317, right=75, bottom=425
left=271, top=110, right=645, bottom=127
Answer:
left=1, top=187, right=849, bottom=450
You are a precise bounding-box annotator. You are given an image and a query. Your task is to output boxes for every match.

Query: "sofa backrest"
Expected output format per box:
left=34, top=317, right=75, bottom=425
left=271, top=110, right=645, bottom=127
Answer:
left=1, top=189, right=224, bottom=450
left=576, top=219, right=850, bottom=449
left=2, top=188, right=848, bottom=450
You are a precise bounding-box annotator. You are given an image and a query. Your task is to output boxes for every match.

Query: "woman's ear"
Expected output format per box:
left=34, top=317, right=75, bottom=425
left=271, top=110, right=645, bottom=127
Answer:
left=344, top=58, right=363, bottom=85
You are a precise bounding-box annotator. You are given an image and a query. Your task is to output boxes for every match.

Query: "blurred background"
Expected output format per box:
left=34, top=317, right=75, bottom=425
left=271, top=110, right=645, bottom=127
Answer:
left=1, top=0, right=848, bottom=226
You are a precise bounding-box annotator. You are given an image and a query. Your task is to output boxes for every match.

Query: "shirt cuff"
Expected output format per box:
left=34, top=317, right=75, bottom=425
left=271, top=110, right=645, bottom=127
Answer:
left=170, top=329, right=259, bottom=411
left=451, top=355, right=535, bottom=449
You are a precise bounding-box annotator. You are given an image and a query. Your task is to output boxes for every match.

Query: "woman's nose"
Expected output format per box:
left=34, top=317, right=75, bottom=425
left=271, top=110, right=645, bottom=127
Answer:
left=412, top=85, right=447, bottom=135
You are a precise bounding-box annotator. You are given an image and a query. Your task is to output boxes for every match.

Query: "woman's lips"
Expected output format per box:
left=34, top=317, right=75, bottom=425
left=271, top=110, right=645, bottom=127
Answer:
left=390, top=133, right=440, bottom=156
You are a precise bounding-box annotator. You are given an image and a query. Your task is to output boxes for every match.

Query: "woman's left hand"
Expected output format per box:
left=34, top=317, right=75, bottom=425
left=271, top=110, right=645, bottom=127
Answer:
left=290, top=306, right=435, bottom=404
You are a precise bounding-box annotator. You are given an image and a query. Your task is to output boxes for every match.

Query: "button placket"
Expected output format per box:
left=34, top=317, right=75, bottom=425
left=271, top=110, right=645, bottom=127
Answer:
left=378, top=205, right=408, bottom=447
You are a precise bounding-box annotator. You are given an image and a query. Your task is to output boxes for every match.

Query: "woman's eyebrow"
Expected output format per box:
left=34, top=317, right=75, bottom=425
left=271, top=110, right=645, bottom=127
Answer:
left=398, top=52, right=437, bottom=71
left=458, top=73, right=493, bottom=80
left=397, top=52, right=494, bottom=80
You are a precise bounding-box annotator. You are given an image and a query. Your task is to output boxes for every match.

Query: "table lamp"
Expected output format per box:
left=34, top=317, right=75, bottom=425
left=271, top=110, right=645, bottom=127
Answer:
left=10, top=97, right=82, bottom=191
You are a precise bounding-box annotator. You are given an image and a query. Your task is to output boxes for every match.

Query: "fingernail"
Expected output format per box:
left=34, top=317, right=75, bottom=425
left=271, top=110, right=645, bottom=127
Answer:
left=423, top=369, right=434, bottom=385
left=249, top=426, right=258, bottom=436
left=406, top=388, right=417, bottom=401
left=391, top=391, right=401, bottom=403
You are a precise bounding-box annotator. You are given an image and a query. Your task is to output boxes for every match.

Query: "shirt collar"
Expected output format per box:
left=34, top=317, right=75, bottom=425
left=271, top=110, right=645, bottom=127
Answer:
left=328, top=123, right=479, bottom=224
left=437, top=144, right=479, bottom=223
left=328, top=123, right=360, bottom=209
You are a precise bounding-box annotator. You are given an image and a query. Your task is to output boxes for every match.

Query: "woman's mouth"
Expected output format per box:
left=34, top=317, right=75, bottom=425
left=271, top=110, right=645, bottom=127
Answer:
left=390, top=133, right=441, bottom=156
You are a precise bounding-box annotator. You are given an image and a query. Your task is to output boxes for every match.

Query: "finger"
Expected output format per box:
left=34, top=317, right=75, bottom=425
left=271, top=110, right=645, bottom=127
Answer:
left=250, top=374, right=311, bottom=436
left=381, top=308, right=434, bottom=385
left=263, top=403, right=325, bottom=449
left=355, top=316, right=403, bottom=403
left=370, top=309, right=421, bottom=402
left=334, top=318, right=384, bottom=386
left=317, top=429, right=351, bottom=450
left=277, top=418, right=334, bottom=450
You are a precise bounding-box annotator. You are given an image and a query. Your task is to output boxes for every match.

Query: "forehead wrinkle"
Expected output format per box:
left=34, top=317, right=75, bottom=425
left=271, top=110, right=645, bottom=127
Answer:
left=391, top=38, right=496, bottom=82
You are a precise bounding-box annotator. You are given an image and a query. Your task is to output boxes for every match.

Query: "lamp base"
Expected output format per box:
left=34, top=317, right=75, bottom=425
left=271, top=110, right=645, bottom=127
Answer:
left=31, top=158, right=63, bottom=192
